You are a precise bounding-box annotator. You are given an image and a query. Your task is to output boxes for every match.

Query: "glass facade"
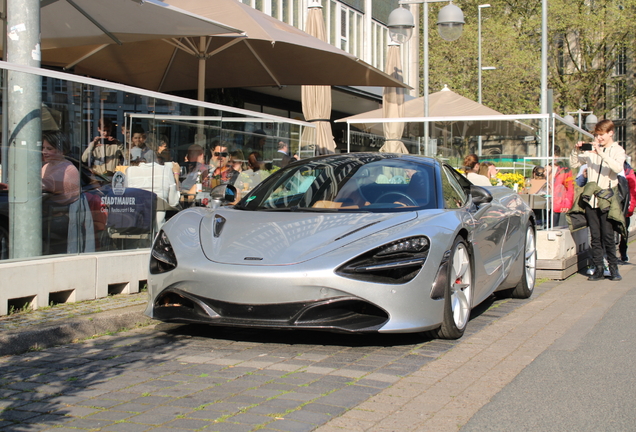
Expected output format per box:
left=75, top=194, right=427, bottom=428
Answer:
left=0, top=63, right=315, bottom=261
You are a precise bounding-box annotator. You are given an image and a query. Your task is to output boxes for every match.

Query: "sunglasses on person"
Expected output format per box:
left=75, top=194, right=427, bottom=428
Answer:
left=214, top=152, right=228, bottom=157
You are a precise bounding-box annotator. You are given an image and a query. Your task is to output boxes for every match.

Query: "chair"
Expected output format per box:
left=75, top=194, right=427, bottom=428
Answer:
left=125, top=162, right=180, bottom=229
left=104, top=187, right=157, bottom=249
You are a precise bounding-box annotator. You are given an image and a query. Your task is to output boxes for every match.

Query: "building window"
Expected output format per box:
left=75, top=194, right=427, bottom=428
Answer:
left=54, top=79, right=67, bottom=94
left=328, top=1, right=337, bottom=45
left=612, top=80, right=627, bottom=120
left=615, top=45, right=627, bottom=76
left=556, top=36, right=565, bottom=74
left=615, top=123, right=626, bottom=149
left=340, top=8, right=348, bottom=51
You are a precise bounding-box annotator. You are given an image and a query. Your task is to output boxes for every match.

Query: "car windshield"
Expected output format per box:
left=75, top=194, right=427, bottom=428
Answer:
left=236, top=154, right=438, bottom=212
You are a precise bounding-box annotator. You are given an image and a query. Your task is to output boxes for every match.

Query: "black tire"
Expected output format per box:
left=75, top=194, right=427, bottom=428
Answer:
left=437, top=237, right=473, bottom=340
left=511, top=223, right=536, bottom=299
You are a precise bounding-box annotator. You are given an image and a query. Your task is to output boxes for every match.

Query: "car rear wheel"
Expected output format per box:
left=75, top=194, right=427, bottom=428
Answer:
left=495, top=222, right=536, bottom=300
left=511, top=223, right=536, bottom=299
left=437, top=237, right=472, bottom=340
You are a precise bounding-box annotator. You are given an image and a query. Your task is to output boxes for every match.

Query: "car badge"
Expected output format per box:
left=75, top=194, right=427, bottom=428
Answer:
left=213, top=214, right=226, bottom=238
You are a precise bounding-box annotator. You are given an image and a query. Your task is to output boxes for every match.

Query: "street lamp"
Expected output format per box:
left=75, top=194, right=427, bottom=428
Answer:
left=564, top=109, right=597, bottom=132
left=388, top=1, right=464, bottom=155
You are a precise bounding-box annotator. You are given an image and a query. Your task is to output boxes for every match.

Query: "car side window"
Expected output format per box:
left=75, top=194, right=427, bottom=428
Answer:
left=441, top=165, right=468, bottom=209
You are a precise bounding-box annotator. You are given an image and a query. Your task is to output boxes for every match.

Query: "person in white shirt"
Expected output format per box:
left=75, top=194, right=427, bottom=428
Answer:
left=570, top=119, right=625, bottom=282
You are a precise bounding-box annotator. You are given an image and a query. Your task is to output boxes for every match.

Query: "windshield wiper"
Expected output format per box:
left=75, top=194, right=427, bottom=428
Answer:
left=255, top=206, right=371, bottom=213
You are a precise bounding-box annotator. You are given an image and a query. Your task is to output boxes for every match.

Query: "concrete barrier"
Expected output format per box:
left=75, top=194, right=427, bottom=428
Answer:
left=0, top=250, right=149, bottom=315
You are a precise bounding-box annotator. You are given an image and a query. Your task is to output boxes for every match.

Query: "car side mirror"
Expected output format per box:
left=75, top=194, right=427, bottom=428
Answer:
left=470, top=185, right=493, bottom=205
left=210, top=184, right=238, bottom=203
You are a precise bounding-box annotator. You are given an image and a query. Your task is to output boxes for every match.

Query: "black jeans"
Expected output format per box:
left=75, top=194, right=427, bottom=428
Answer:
left=585, top=206, right=618, bottom=267
left=619, top=216, right=631, bottom=258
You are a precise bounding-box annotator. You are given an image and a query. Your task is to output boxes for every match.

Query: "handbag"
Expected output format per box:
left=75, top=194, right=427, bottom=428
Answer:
left=594, top=187, right=614, bottom=200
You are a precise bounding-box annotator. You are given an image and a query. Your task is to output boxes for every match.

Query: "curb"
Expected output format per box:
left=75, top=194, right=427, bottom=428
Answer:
left=0, top=304, right=154, bottom=357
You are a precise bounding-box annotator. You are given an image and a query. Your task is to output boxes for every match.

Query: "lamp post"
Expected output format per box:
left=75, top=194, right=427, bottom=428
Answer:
left=540, top=0, right=548, bottom=158
left=564, top=109, right=597, bottom=132
left=477, top=4, right=495, bottom=156
left=477, top=4, right=491, bottom=105
left=388, top=1, right=464, bottom=155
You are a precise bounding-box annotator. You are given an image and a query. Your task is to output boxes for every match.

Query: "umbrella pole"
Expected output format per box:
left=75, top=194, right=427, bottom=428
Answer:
left=196, top=37, right=206, bottom=146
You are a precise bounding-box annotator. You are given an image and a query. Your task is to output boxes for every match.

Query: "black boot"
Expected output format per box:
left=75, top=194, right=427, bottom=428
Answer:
left=608, top=264, right=622, bottom=281
left=588, top=266, right=605, bottom=281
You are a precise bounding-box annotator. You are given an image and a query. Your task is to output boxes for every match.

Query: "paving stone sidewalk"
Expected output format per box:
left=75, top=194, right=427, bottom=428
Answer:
left=0, top=275, right=554, bottom=431
left=0, top=292, right=151, bottom=357
left=315, top=265, right=635, bottom=432
left=1, top=265, right=630, bottom=431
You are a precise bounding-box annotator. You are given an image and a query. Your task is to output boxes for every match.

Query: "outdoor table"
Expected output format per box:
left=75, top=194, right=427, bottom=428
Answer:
left=519, top=193, right=547, bottom=210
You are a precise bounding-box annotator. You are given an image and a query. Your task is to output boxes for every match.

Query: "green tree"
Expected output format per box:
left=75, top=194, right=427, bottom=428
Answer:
left=548, top=0, right=635, bottom=117
left=420, top=0, right=635, bottom=117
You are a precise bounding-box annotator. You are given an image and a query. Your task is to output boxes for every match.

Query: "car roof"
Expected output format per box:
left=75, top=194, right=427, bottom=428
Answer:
left=297, top=152, right=440, bottom=168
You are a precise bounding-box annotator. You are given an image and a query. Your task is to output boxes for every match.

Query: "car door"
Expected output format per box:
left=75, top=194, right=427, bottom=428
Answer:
left=441, top=165, right=505, bottom=304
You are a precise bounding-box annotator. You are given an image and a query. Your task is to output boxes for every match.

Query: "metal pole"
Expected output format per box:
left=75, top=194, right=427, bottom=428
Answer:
left=1, top=0, right=7, bottom=184
left=477, top=5, right=483, bottom=156
left=6, top=0, right=42, bottom=259
left=540, top=0, right=548, bottom=158
left=478, top=7, right=483, bottom=105
left=196, top=36, right=206, bottom=146
left=423, top=2, right=429, bottom=156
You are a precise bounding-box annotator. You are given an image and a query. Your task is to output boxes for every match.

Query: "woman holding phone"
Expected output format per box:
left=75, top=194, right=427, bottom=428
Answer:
left=570, top=119, right=626, bottom=281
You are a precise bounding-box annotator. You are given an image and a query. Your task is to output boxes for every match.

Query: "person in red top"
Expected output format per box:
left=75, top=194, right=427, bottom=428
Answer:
left=619, top=161, right=636, bottom=262
left=546, top=162, right=575, bottom=227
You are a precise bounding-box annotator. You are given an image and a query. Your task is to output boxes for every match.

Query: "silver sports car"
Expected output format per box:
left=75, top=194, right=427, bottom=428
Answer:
left=145, top=153, right=536, bottom=339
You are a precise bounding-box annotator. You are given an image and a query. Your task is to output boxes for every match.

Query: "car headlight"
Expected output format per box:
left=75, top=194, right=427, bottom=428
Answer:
left=336, top=236, right=430, bottom=284
left=150, top=230, right=178, bottom=274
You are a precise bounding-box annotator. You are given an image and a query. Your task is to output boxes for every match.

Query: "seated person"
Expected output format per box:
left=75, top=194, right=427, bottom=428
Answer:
left=208, top=143, right=240, bottom=189
left=273, top=140, right=297, bottom=168
left=463, top=154, right=491, bottom=186
left=129, top=128, right=156, bottom=164
left=156, top=134, right=180, bottom=187
left=42, top=130, right=81, bottom=254
left=42, top=131, right=81, bottom=207
left=180, top=144, right=208, bottom=195
left=528, top=165, right=548, bottom=194
left=239, top=151, right=270, bottom=193
left=82, top=118, right=124, bottom=175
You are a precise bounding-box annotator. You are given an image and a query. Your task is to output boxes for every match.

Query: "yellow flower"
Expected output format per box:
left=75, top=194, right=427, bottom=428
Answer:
left=496, top=172, right=525, bottom=190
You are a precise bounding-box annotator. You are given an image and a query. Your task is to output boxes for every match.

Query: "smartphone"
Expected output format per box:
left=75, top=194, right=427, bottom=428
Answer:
left=580, top=143, right=594, bottom=151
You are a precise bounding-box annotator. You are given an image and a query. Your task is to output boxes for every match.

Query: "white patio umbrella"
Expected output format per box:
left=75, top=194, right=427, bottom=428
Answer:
left=336, top=86, right=534, bottom=138
left=40, top=0, right=407, bottom=95
left=300, top=3, right=336, bottom=155
left=380, top=43, right=409, bottom=154
left=21, top=0, right=242, bottom=50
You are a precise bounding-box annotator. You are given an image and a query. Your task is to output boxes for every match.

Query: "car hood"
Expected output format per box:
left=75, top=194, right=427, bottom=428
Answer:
left=199, top=209, right=417, bottom=265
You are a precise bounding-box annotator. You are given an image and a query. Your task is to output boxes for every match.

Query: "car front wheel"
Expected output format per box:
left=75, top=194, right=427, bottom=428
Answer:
left=437, top=237, right=473, bottom=340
